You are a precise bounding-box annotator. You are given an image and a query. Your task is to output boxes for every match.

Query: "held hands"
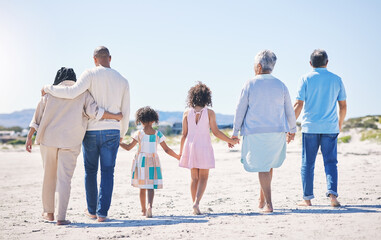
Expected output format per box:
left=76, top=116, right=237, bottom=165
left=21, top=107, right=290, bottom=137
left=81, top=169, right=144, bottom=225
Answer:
left=228, top=136, right=240, bottom=148
left=286, top=132, right=295, bottom=144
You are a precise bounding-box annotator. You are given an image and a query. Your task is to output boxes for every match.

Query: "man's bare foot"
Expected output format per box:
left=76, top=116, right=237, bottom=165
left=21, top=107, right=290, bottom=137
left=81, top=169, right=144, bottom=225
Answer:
left=261, top=203, right=273, bottom=213
left=298, top=200, right=312, bottom=206
left=146, top=207, right=153, bottom=218
left=84, top=209, right=97, bottom=219
left=193, top=204, right=201, bottom=215
left=57, top=220, right=71, bottom=225
left=42, top=213, right=54, bottom=221
left=329, top=195, right=341, bottom=207
left=97, top=217, right=107, bottom=222
left=142, top=208, right=147, bottom=216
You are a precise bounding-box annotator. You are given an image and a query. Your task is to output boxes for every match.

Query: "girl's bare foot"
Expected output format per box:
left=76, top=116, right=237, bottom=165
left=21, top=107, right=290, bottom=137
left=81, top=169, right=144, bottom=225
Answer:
left=258, top=199, right=265, bottom=209
left=329, top=194, right=341, bottom=207
left=298, top=200, right=312, bottom=206
left=42, top=213, right=54, bottom=221
left=142, top=208, right=147, bottom=216
left=261, top=203, right=273, bottom=213
left=146, top=207, right=153, bottom=218
left=57, top=220, right=71, bottom=225
left=193, top=204, right=201, bottom=215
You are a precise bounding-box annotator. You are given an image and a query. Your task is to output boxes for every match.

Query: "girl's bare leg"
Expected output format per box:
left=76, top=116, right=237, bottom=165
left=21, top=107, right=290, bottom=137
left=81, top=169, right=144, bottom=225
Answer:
left=146, top=189, right=154, bottom=218
left=258, top=170, right=273, bottom=213
left=190, top=169, right=199, bottom=203
left=259, top=168, right=273, bottom=208
left=140, top=189, right=146, bottom=216
left=193, top=169, right=209, bottom=215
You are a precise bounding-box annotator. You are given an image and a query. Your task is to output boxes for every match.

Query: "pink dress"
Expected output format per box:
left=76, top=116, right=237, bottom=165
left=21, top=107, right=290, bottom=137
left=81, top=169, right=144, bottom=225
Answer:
left=179, top=107, right=215, bottom=169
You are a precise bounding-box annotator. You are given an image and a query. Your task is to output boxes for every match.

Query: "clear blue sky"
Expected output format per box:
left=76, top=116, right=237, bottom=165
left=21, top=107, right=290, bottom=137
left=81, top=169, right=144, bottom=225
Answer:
left=1, top=0, right=380, bottom=118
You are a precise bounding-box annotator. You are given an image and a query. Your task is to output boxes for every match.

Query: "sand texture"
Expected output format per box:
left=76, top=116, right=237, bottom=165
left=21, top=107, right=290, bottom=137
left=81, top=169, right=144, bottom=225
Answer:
left=0, top=134, right=380, bottom=239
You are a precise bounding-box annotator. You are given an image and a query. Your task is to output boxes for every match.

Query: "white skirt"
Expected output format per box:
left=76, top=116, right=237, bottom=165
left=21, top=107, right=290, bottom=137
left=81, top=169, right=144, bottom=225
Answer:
left=241, top=132, right=286, bottom=172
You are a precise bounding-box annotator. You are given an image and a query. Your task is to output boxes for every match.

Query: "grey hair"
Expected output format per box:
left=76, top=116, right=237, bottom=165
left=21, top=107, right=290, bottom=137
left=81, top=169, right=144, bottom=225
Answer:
left=93, top=46, right=110, bottom=58
left=310, top=49, right=328, bottom=68
left=254, top=50, right=277, bottom=72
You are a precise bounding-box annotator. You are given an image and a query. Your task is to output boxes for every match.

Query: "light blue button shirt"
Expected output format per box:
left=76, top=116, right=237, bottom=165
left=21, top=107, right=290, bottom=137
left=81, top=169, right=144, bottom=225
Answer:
left=233, top=74, right=297, bottom=136
left=296, top=68, right=346, bottom=133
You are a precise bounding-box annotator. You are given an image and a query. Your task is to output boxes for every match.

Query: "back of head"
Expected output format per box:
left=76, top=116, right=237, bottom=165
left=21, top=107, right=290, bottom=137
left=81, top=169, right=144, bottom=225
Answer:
left=93, top=46, right=110, bottom=59
left=310, top=49, right=328, bottom=68
left=186, top=82, right=212, bottom=108
left=135, top=106, right=159, bottom=125
left=53, top=67, right=77, bottom=85
left=254, top=50, right=277, bottom=72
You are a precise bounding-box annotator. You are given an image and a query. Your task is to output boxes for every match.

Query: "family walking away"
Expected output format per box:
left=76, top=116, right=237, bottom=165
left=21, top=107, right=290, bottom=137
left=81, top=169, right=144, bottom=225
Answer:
left=26, top=46, right=346, bottom=225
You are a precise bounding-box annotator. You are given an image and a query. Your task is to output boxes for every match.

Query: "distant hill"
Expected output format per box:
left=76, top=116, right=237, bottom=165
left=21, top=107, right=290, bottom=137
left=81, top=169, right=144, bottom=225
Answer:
left=0, top=109, right=35, bottom=128
left=0, top=109, right=234, bottom=128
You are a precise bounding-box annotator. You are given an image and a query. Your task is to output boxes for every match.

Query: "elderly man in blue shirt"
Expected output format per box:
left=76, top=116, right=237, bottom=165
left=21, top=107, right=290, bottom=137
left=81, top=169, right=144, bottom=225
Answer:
left=294, top=49, right=347, bottom=207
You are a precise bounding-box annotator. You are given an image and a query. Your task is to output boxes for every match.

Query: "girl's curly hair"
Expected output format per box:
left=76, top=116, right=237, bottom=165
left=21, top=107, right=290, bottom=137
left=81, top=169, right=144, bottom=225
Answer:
left=135, top=106, right=159, bottom=125
left=186, top=82, right=212, bottom=108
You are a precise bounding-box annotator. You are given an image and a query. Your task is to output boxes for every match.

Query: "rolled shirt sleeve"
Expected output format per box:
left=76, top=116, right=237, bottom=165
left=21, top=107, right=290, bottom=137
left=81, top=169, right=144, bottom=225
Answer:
left=119, top=82, right=130, bottom=138
left=29, top=95, right=48, bottom=131
left=83, top=91, right=105, bottom=120
left=337, top=78, right=347, bottom=101
left=233, top=81, right=250, bottom=136
left=44, top=70, right=92, bottom=99
left=284, top=85, right=297, bottom=133
left=296, top=77, right=306, bottom=101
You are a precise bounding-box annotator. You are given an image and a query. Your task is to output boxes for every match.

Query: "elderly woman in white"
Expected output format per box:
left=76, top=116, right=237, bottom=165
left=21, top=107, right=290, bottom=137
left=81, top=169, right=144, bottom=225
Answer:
left=232, top=50, right=296, bottom=213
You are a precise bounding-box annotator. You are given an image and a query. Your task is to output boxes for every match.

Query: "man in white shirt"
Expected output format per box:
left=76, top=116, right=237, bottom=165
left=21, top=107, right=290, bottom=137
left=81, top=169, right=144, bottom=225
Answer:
left=43, top=46, right=130, bottom=222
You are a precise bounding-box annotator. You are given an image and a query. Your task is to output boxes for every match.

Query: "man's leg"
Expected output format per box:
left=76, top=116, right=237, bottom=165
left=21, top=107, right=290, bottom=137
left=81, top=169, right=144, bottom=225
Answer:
left=83, top=131, right=100, bottom=217
left=56, top=145, right=81, bottom=223
left=300, top=133, right=320, bottom=205
left=97, top=130, right=120, bottom=220
left=320, top=133, right=340, bottom=206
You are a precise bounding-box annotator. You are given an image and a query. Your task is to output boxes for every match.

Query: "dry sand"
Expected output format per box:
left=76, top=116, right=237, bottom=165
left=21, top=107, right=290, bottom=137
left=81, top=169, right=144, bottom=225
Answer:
left=0, top=133, right=380, bottom=239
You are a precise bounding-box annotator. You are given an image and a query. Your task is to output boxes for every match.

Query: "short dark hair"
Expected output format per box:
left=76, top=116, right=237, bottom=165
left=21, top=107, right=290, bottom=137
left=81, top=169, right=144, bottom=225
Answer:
left=53, top=67, right=76, bottom=85
left=186, top=82, right=212, bottom=108
left=93, top=46, right=110, bottom=58
left=135, top=106, right=159, bottom=125
left=310, top=49, right=328, bottom=68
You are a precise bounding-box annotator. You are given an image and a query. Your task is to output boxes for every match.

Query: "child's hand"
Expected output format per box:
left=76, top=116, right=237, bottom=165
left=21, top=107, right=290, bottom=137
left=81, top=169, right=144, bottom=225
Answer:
left=228, top=136, right=240, bottom=148
left=176, top=154, right=181, bottom=161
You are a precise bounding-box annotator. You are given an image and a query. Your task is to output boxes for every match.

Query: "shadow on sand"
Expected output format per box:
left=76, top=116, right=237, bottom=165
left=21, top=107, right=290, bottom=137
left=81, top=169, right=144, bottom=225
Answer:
left=288, top=204, right=381, bottom=214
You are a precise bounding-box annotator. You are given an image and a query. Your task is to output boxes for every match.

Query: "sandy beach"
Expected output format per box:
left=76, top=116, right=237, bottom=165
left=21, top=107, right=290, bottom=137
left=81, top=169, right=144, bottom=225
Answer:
left=0, top=132, right=380, bottom=240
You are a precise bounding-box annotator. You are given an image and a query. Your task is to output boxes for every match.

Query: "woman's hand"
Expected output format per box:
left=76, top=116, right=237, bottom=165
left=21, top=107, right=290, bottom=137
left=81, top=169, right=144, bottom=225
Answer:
left=26, top=137, right=33, bottom=153
left=115, top=112, right=123, bottom=121
left=286, top=132, right=295, bottom=144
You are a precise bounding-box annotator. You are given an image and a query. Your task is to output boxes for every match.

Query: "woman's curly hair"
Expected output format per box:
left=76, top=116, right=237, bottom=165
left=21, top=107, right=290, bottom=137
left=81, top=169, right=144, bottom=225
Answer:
left=186, top=82, right=212, bottom=108
left=135, top=106, right=159, bottom=125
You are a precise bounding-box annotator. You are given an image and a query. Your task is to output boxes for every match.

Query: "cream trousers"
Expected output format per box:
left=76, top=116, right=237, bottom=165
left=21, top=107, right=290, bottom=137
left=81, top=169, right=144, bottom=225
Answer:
left=40, top=144, right=80, bottom=221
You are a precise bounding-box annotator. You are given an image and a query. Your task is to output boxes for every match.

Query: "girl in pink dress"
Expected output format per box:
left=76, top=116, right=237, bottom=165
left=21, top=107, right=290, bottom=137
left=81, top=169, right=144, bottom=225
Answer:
left=179, top=82, right=239, bottom=215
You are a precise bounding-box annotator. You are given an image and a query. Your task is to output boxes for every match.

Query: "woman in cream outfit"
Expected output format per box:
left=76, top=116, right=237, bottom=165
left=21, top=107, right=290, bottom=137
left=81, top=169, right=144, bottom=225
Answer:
left=26, top=67, right=122, bottom=225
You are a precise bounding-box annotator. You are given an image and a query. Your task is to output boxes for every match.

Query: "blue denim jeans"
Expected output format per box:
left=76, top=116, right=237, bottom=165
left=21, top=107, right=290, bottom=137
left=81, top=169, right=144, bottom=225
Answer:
left=301, top=133, right=339, bottom=200
left=82, top=130, right=120, bottom=218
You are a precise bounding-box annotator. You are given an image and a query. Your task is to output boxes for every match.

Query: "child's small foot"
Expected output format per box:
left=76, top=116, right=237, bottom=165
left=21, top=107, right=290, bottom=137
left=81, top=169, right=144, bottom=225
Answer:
left=84, top=209, right=97, bottom=219
left=142, top=208, right=147, bottom=216
left=193, top=204, right=201, bottom=215
left=97, top=217, right=107, bottom=222
left=146, top=207, right=153, bottom=218
left=261, top=203, right=273, bottom=213
left=329, top=195, right=341, bottom=207
left=42, top=213, right=54, bottom=222
left=57, top=220, right=71, bottom=225
left=297, top=200, right=312, bottom=206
